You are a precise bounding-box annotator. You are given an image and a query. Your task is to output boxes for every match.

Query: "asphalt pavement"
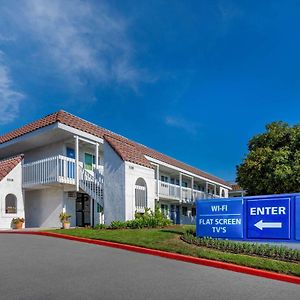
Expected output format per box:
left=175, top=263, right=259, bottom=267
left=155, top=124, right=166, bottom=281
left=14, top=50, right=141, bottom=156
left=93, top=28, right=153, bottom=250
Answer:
left=0, top=234, right=299, bottom=300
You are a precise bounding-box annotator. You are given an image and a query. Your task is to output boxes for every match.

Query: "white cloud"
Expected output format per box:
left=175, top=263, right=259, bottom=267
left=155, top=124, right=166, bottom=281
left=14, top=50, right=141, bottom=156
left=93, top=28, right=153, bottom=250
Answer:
left=17, top=0, right=142, bottom=87
left=165, top=115, right=199, bottom=135
left=0, top=0, right=148, bottom=123
left=0, top=53, right=24, bottom=124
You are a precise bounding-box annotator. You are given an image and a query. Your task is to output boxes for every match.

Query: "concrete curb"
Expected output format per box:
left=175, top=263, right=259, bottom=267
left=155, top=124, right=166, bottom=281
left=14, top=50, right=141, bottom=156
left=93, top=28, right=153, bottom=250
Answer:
left=1, top=231, right=300, bottom=285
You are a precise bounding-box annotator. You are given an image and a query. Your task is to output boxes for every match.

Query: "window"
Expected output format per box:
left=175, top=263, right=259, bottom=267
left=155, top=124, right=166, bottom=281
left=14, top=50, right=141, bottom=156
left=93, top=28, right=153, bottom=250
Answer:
left=84, top=153, right=102, bottom=170
left=66, top=147, right=75, bottom=159
left=196, top=185, right=203, bottom=191
left=182, top=181, right=188, bottom=188
left=97, top=203, right=103, bottom=213
left=182, top=206, right=187, bottom=216
left=191, top=207, right=196, bottom=217
left=135, top=178, right=147, bottom=210
left=161, top=204, right=169, bottom=216
left=5, top=194, right=17, bottom=214
left=160, top=175, right=168, bottom=182
left=221, top=190, right=225, bottom=197
left=84, top=153, right=93, bottom=170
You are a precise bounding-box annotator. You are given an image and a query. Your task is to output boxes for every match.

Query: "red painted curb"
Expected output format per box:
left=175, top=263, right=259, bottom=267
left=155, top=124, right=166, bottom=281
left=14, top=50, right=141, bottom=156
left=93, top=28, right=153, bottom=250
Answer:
left=1, top=231, right=300, bottom=285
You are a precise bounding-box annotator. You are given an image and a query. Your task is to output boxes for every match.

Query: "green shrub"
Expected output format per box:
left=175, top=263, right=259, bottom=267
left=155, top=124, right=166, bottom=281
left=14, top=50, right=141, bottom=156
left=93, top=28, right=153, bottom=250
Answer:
left=110, top=221, right=127, bottom=229
left=134, top=207, right=172, bottom=228
left=185, top=227, right=196, bottom=236
left=182, top=234, right=300, bottom=263
left=109, top=208, right=172, bottom=230
left=94, top=223, right=107, bottom=230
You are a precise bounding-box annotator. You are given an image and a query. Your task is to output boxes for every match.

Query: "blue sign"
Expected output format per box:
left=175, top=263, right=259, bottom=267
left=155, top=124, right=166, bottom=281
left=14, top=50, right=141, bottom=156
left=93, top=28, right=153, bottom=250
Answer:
left=196, top=199, right=243, bottom=238
left=247, top=198, right=290, bottom=239
left=295, top=197, right=300, bottom=241
left=196, top=193, right=300, bottom=242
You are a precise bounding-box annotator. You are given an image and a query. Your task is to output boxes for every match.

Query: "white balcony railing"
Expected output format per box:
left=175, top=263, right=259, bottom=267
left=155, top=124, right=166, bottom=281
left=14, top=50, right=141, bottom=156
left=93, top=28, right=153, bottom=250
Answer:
left=182, top=187, right=192, bottom=202
left=22, top=155, right=76, bottom=187
left=158, top=180, right=220, bottom=202
left=159, top=181, right=180, bottom=199
left=79, top=165, right=103, bottom=207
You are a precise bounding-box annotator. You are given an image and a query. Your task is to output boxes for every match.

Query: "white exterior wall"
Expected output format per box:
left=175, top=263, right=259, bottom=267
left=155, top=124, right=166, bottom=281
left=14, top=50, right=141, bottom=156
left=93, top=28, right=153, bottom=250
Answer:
left=0, top=129, right=230, bottom=228
left=24, top=141, right=104, bottom=166
left=124, top=162, right=156, bottom=220
left=23, top=142, right=65, bottom=163
left=0, top=163, right=24, bottom=229
left=103, top=141, right=125, bottom=225
left=220, top=187, right=229, bottom=198
left=24, top=188, right=64, bottom=228
left=64, top=192, right=76, bottom=227
left=65, top=142, right=104, bottom=165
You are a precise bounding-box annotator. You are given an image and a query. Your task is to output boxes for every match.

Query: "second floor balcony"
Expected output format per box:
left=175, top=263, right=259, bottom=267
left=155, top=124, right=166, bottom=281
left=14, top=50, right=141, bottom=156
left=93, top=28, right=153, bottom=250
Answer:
left=22, top=155, right=103, bottom=188
left=158, top=180, right=220, bottom=203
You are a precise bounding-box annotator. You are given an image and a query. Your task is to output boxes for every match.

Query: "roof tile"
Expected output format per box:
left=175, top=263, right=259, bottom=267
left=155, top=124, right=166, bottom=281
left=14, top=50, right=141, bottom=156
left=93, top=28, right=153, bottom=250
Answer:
left=0, top=155, right=23, bottom=182
left=0, top=110, right=230, bottom=187
left=231, top=184, right=244, bottom=191
left=104, top=135, right=154, bottom=169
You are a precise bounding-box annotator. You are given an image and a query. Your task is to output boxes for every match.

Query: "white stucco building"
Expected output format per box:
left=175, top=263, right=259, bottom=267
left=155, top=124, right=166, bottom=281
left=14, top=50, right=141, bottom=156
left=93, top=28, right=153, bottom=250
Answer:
left=0, top=110, right=231, bottom=229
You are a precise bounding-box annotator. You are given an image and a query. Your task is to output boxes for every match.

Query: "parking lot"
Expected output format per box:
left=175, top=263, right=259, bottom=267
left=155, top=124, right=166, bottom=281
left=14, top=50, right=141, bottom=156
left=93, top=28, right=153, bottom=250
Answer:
left=0, top=234, right=299, bottom=299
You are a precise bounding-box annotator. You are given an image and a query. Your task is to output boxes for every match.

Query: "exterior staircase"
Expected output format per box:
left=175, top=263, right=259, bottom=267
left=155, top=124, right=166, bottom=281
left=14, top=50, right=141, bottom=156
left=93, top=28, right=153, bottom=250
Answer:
left=22, top=155, right=104, bottom=207
left=79, top=165, right=104, bottom=208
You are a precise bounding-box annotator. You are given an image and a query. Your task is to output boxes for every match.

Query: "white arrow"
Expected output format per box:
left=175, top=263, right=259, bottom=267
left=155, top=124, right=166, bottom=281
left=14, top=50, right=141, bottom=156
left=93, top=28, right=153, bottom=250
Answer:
left=254, top=220, right=282, bottom=231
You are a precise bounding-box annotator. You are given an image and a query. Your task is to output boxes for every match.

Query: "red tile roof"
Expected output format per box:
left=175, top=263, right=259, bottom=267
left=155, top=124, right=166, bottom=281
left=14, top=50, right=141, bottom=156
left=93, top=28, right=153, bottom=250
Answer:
left=0, top=155, right=23, bottom=182
left=0, top=110, right=230, bottom=187
left=230, top=184, right=245, bottom=191
left=104, top=135, right=154, bottom=169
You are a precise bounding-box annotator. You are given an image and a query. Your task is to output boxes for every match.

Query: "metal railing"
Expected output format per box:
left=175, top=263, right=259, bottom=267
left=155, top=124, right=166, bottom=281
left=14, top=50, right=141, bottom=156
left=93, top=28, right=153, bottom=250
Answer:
left=23, top=155, right=104, bottom=206
left=22, top=155, right=76, bottom=187
left=79, top=165, right=103, bottom=207
left=158, top=180, right=220, bottom=202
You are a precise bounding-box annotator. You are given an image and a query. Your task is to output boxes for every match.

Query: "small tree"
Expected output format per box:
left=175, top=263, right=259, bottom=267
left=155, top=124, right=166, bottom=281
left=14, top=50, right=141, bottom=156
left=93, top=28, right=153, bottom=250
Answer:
left=236, top=121, right=300, bottom=195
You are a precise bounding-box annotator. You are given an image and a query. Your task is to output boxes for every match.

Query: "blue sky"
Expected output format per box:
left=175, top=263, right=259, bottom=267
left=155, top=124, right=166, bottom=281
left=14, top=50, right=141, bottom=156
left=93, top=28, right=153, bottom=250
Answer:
left=0, top=0, right=299, bottom=181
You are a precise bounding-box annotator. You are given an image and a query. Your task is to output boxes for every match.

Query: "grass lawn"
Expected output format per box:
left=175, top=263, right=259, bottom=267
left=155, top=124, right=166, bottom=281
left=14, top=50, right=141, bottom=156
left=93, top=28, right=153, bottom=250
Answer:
left=47, top=226, right=300, bottom=277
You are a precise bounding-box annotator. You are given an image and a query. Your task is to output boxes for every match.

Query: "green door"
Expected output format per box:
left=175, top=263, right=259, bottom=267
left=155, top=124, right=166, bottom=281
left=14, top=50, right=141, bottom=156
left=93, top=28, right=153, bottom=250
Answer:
left=84, top=153, right=93, bottom=170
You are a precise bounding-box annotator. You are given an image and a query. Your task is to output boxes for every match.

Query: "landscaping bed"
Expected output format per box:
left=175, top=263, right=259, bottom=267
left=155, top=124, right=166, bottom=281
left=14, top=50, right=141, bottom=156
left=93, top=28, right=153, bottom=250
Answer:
left=46, top=226, right=300, bottom=277
left=182, top=232, right=300, bottom=264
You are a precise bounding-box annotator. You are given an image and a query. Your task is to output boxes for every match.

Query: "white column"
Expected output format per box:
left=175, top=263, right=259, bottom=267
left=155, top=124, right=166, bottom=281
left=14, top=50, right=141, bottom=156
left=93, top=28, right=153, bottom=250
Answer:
left=191, top=177, right=194, bottom=201
left=214, top=184, right=217, bottom=196
left=179, top=173, right=182, bottom=201
left=95, top=143, right=99, bottom=168
left=75, top=136, right=79, bottom=191
left=205, top=182, right=208, bottom=194
left=157, top=165, right=160, bottom=198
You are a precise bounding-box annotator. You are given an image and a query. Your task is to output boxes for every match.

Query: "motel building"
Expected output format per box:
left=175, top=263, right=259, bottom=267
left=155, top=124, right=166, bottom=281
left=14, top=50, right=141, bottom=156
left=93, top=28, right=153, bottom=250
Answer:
left=0, top=110, right=231, bottom=229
